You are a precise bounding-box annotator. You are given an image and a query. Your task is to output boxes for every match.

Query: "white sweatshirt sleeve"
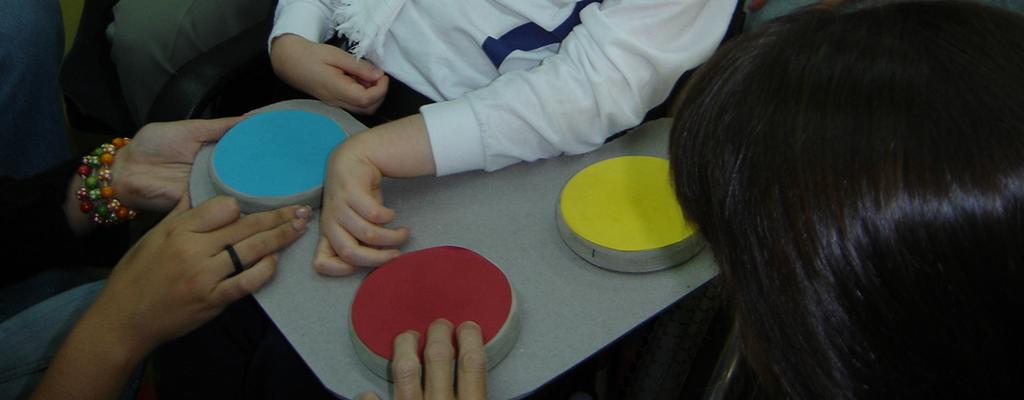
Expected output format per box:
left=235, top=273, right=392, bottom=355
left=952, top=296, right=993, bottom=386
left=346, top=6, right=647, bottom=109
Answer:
left=268, top=0, right=336, bottom=51
left=421, top=0, right=734, bottom=175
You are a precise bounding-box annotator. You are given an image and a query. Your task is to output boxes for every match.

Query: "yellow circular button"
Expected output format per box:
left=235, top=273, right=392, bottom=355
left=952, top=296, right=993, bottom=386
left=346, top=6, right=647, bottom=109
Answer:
left=559, top=156, right=695, bottom=252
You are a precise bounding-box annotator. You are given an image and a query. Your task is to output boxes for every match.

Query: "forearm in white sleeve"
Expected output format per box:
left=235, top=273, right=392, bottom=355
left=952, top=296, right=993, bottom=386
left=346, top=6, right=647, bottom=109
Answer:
left=269, top=0, right=336, bottom=51
left=422, top=0, right=734, bottom=175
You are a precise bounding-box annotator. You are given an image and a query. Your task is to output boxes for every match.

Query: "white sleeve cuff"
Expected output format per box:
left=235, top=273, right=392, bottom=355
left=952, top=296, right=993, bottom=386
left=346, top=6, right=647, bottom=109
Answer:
left=269, top=2, right=334, bottom=52
left=421, top=99, right=486, bottom=176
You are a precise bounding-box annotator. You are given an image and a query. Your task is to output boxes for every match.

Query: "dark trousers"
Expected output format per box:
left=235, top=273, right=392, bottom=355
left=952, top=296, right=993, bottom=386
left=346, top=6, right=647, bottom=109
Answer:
left=154, top=296, right=336, bottom=399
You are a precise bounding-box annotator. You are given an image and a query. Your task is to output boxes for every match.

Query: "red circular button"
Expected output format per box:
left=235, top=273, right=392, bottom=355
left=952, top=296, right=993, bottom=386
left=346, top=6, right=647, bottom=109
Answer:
left=351, top=246, right=514, bottom=359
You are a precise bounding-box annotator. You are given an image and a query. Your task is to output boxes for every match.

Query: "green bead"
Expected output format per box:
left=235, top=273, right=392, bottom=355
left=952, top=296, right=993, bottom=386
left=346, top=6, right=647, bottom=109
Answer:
left=84, top=176, right=99, bottom=189
left=96, top=203, right=109, bottom=216
left=89, top=189, right=101, bottom=200
left=91, top=148, right=103, bottom=156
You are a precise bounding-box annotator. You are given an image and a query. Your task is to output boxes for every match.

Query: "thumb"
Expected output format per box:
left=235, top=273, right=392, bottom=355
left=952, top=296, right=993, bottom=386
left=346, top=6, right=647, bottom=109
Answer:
left=325, top=49, right=386, bottom=83
left=166, top=191, right=192, bottom=218
left=189, top=116, right=246, bottom=143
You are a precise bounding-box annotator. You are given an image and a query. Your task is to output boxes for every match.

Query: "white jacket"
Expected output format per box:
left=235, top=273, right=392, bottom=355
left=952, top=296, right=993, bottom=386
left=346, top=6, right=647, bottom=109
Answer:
left=272, top=0, right=734, bottom=175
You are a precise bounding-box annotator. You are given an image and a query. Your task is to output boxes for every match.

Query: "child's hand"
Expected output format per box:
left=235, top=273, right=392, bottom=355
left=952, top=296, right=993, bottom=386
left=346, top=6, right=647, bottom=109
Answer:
left=315, top=135, right=409, bottom=275
left=271, top=34, right=389, bottom=114
left=313, top=116, right=435, bottom=275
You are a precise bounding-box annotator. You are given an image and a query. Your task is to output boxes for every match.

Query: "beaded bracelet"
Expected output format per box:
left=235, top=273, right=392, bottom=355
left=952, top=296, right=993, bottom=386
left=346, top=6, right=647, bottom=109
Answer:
left=75, top=137, right=137, bottom=225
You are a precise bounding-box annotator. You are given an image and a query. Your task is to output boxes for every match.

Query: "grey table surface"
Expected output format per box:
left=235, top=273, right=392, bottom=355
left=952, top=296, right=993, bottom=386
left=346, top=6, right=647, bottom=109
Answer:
left=191, top=100, right=718, bottom=399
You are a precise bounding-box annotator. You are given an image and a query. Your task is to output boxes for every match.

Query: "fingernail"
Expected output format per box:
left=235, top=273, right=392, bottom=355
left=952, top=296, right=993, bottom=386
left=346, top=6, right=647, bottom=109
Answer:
left=437, top=318, right=454, bottom=328
left=295, top=206, right=310, bottom=219
left=292, top=218, right=308, bottom=231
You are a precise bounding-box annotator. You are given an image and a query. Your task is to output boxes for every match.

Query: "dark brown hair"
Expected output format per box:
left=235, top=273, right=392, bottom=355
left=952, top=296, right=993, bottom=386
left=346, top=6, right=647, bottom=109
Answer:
left=670, top=1, right=1024, bottom=397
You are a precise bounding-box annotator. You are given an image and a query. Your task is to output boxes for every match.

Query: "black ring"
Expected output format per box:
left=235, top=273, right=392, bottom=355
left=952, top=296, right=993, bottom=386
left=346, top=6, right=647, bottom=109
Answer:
left=225, top=244, right=244, bottom=274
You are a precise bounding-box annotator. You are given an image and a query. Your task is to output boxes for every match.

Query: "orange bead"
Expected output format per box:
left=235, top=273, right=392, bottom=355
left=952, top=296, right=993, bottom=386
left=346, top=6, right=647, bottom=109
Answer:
left=100, top=153, right=114, bottom=165
left=101, top=186, right=115, bottom=198
left=112, top=138, right=126, bottom=148
left=116, top=207, right=130, bottom=219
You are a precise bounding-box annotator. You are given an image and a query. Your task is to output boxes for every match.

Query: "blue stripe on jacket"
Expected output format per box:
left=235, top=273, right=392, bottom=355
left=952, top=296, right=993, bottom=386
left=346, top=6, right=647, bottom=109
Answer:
left=482, top=0, right=602, bottom=68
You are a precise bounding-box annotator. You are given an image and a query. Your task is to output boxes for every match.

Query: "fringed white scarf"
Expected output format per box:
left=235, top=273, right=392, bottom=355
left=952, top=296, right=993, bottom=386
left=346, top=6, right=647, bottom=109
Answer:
left=328, top=0, right=408, bottom=58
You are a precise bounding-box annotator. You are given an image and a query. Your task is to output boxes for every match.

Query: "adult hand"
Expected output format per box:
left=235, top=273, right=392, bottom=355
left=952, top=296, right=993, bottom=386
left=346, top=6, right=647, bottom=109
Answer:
left=271, top=34, right=389, bottom=114
left=91, top=195, right=311, bottom=352
left=33, top=195, right=310, bottom=400
left=357, top=319, right=488, bottom=400
left=112, top=117, right=243, bottom=212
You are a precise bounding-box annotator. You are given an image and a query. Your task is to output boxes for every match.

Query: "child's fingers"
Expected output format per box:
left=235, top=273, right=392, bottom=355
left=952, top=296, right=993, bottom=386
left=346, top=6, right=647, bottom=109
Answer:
left=347, top=188, right=397, bottom=225
left=324, top=68, right=386, bottom=111
left=340, top=206, right=409, bottom=247
left=321, top=215, right=401, bottom=266
left=362, top=74, right=389, bottom=102
left=313, top=236, right=357, bottom=276
left=333, top=99, right=381, bottom=116
left=321, top=47, right=385, bottom=83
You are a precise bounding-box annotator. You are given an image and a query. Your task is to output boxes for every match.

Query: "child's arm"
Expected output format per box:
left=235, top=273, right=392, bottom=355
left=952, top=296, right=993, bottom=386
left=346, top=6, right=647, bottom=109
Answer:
left=313, top=0, right=736, bottom=271
left=314, top=115, right=433, bottom=275
left=420, top=0, right=736, bottom=176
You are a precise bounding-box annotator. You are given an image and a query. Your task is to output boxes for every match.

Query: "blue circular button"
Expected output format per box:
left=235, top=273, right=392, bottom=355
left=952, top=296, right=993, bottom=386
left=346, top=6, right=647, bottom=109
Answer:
left=212, top=110, right=347, bottom=197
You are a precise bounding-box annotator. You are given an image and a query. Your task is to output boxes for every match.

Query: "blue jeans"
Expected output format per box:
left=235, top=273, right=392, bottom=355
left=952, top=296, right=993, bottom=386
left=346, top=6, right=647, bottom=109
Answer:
left=0, top=0, right=70, bottom=178
left=0, top=281, right=103, bottom=399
